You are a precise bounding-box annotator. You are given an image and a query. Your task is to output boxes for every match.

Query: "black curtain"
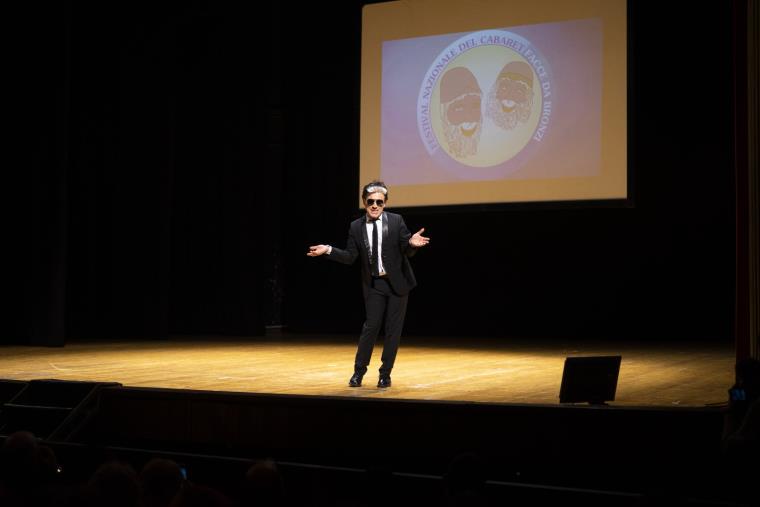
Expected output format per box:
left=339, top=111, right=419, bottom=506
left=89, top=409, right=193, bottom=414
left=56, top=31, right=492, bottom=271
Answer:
left=7, top=0, right=738, bottom=346
left=8, top=2, right=270, bottom=345
left=279, top=0, right=736, bottom=343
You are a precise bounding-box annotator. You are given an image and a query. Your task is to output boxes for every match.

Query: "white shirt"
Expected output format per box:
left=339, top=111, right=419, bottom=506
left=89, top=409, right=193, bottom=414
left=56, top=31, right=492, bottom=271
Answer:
left=365, top=214, right=385, bottom=275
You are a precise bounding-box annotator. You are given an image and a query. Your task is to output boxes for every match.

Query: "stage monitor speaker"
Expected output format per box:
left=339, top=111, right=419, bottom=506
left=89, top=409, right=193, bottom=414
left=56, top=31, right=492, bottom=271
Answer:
left=559, top=355, right=622, bottom=404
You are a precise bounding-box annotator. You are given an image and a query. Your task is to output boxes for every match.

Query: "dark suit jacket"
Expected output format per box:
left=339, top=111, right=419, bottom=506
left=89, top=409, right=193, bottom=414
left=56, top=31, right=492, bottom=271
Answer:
left=327, top=211, right=418, bottom=296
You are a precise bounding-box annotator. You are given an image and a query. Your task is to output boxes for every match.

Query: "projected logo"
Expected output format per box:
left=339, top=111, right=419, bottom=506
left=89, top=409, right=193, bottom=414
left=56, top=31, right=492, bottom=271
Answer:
left=417, top=30, right=554, bottom=171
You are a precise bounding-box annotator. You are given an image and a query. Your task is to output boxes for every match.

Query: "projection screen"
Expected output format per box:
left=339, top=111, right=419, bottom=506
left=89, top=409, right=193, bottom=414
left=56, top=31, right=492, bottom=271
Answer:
left=360, top=0, right=627, bottom=208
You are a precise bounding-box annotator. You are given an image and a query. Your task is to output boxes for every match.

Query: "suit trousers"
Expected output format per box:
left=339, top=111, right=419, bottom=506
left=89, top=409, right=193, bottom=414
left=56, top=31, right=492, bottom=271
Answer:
left=354, top=277, right=408, bottom=375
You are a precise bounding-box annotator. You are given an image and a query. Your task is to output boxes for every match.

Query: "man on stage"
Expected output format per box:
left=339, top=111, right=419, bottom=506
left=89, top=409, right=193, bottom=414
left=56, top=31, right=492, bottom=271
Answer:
left=307, top=181, right=429, bottom=388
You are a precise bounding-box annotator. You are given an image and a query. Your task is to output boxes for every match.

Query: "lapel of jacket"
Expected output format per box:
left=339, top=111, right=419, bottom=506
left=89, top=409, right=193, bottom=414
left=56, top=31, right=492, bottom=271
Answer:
left=360, top=216, right=370, bottom=253
left=382, top=212, right=389, bottom=244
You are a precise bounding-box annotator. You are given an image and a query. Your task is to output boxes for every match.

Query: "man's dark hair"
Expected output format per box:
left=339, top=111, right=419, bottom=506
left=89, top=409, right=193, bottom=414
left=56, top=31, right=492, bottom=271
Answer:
left=362, top=181, right=388, bottom=202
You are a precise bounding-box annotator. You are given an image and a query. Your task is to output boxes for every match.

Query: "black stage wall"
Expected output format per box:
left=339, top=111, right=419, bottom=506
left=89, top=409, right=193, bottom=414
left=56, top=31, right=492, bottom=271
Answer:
left=282, top=0, right=737, bottom=343
left=7, top=1, right=738, bottom=346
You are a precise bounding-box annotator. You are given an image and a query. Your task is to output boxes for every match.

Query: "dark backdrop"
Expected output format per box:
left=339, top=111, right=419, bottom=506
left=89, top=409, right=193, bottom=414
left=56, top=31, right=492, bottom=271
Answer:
left=7, top=1, right=736, bottom=346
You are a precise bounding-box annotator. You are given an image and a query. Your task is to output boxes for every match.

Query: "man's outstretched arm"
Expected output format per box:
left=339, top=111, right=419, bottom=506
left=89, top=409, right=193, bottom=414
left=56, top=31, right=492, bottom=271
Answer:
left=399, top=216, right=430, bottom=257
left=307, top=228, right=359, bottom=265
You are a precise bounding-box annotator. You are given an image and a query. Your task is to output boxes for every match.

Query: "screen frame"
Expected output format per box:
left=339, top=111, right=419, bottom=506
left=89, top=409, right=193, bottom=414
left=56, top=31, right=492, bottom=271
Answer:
left=358, top=0, right=633, bottom=212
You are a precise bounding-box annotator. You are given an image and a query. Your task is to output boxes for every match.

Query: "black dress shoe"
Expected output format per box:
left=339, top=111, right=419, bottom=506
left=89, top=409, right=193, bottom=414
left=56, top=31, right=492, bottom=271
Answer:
left=349, top=372, right=363, bottom=387
left=377, top=375, right=392, bottom=388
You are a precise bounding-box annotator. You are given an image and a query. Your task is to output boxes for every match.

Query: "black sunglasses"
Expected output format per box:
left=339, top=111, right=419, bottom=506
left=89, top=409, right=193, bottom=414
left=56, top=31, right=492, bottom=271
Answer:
left=366, top=199, right=385, bottom=207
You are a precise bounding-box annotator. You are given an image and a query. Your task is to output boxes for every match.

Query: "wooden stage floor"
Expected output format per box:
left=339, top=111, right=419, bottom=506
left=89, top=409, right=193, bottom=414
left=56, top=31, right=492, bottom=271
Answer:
left=0, top=334, right=736, bottom=408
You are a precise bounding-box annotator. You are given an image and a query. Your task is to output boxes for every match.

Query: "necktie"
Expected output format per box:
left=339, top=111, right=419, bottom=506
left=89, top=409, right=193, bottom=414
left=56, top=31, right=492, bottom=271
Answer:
left=371, top=220, right=379, bottom=277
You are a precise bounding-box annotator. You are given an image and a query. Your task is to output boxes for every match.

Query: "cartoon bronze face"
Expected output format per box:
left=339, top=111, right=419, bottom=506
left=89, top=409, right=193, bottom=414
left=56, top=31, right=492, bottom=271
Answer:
left=440, top=67, right=482, bottom=158
left=487, top=61, right=534, bottom=131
